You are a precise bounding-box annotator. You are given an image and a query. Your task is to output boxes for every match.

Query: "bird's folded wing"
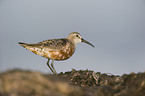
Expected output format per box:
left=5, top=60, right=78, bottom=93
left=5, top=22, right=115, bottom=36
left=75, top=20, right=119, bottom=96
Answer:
left=39, top=38, right=69, bottom=51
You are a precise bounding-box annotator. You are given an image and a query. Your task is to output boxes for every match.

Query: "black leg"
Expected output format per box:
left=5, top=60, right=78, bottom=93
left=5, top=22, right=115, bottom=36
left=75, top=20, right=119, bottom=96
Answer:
left=47, top=59, right=54, bottom=74
left=51, top=59, right=57, bottom=74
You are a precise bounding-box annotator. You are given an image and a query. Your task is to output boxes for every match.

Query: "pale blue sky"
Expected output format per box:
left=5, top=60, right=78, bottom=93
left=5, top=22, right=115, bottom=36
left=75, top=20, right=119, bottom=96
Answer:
left=0, top=0, right=145, bottom=75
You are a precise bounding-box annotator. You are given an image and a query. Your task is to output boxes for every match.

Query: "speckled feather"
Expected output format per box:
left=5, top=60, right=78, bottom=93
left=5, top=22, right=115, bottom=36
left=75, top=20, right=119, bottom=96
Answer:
left=41, top=38, right=69, bottom=51
left=18, top=38, right=75, bottom=60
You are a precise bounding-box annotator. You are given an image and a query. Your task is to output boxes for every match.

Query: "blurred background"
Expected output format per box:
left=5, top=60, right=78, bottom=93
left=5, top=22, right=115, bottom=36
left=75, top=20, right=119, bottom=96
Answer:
left=0, top=0, right=145, bottom=75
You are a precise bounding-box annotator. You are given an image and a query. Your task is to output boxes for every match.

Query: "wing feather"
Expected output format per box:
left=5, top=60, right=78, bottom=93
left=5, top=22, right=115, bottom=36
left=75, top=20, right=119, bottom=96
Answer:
left=19, top=39, right=70, bottom=51
left=39, top=38, right=69, bottom=51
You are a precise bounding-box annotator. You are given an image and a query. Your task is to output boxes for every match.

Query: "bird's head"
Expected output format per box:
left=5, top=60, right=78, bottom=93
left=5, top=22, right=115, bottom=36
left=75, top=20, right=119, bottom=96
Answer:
left=67, top=32, right=94, bottom=47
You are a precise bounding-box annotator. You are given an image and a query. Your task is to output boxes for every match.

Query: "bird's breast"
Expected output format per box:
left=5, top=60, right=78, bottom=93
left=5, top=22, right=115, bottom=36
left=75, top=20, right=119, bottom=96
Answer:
left=49, top=43, right=75, bottom=60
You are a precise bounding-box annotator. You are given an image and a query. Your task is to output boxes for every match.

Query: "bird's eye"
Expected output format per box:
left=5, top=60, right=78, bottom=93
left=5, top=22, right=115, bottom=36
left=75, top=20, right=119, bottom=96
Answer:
left=76, top=35, right=79, bottom=37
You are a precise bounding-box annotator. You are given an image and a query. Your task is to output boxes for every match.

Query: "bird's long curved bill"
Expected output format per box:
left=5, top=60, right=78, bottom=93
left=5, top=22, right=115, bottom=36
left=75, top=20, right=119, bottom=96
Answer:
left=81, top=38, right=95, bottom=47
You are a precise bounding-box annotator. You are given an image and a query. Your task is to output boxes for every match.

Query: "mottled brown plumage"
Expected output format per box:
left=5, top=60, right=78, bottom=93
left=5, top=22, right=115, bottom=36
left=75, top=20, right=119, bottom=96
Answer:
left=18, top=32, right=94, bottom=74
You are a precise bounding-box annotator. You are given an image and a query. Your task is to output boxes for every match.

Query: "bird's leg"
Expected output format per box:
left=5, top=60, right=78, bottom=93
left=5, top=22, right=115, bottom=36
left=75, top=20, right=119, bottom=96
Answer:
left=51, top=59, right=57, bottom=74
left=47, top=59, right=54, bottom=74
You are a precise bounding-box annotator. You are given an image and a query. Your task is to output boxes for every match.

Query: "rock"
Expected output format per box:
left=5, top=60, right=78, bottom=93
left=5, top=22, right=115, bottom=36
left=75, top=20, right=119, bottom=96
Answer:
left=0, top=69, right=145, bottom=96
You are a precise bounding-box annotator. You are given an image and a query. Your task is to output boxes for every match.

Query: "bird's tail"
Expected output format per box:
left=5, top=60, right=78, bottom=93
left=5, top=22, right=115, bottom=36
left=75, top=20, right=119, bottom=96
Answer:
left=18, top=42, right=35, bottom=50
left=18, top=42, right=28, bottom=48
left=18, top=42, right=45, bottom=56
left=18, top=41, right=38, bottom=55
